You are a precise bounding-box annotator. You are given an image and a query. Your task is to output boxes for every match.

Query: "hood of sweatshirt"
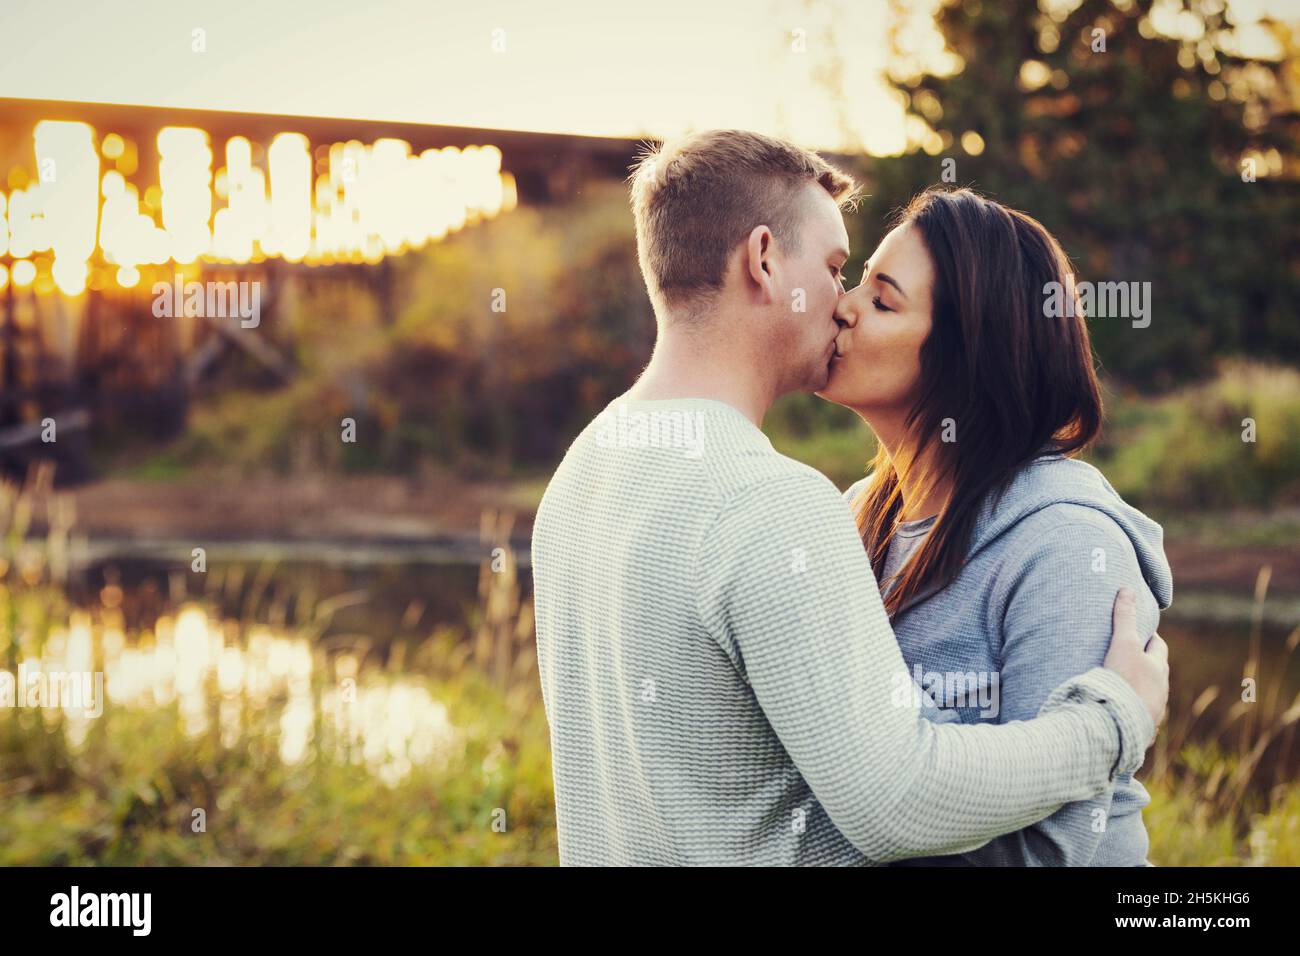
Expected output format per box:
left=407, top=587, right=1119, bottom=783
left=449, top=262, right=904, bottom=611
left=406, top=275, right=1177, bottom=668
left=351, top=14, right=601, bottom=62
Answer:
left=965, top=454, right=1173, bottom=610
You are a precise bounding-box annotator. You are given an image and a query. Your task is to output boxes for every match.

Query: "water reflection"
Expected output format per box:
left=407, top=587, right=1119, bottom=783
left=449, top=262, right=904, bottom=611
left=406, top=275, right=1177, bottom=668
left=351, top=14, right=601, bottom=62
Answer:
left=29, top=604, right=461, bottom=787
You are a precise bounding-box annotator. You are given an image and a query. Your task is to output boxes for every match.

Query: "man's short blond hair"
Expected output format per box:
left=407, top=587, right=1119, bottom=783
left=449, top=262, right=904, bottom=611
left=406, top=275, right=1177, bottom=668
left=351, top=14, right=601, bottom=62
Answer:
left=629, top=129, right=857, bottom=316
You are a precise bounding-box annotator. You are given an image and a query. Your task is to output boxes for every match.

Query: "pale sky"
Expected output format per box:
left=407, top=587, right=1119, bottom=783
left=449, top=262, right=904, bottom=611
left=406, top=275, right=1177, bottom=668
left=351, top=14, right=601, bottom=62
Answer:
left=0, top=0, right=921, bottom=152
left=0, top=0, right=1293, bottom=153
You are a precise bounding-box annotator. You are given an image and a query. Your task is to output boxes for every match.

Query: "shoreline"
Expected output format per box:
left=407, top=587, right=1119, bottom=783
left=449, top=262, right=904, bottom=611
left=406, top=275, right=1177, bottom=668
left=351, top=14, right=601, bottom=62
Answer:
left=12, top=475, right=1297, bottom=624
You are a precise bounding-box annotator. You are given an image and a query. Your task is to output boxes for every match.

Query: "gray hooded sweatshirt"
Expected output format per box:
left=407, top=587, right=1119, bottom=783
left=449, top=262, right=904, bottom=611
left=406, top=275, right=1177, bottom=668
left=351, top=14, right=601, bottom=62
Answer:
left=845, top=454, right=1173, bottom=866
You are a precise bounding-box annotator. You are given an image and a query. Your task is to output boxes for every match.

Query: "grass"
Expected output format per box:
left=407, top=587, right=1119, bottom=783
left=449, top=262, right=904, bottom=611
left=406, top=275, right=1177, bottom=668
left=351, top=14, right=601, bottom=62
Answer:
left=0, top=469, right=556, bottom=866
left=1, top=469, right=1297, bottom=866
left=1090, top=360, right=1300, bottom=512
left=1143, top=565, right=1300, bottom=865
left=1, top=668, right=556, bottom=866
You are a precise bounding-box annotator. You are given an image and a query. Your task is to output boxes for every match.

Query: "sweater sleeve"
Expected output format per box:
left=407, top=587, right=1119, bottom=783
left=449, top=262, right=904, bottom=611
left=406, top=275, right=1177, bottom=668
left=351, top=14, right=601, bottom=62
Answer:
left=696, top=471, right=1156, bottom=862
left=946, top=515, right=1160, bottom=865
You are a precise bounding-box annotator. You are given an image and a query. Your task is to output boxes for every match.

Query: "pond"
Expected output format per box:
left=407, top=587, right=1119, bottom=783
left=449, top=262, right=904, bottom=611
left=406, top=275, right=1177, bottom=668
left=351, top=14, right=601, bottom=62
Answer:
left=40, top=548, right=1300, bottom=790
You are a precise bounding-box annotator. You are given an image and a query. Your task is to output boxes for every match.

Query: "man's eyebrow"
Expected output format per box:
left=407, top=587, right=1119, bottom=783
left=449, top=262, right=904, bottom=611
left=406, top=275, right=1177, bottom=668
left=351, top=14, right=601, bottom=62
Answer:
left=875, top=271, right=908, bottom=299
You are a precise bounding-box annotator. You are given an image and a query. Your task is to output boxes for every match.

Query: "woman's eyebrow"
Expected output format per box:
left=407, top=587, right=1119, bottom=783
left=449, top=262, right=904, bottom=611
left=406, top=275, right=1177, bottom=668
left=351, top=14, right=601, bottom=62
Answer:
left=875, top=272, right=908, bottom=299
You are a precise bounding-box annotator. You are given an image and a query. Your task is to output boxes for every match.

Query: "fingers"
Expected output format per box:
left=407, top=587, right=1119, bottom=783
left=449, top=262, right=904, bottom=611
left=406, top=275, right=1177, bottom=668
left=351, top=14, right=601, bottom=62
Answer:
left=1111, top=586, right=1138, bottom=645
left=1145, top=632, right=1169, bottom=665
left=1145, top=632, right=1170, bottom=726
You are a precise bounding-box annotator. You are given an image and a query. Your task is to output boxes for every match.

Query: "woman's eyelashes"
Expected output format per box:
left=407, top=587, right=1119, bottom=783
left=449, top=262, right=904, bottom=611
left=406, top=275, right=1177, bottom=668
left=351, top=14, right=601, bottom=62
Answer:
left=856, top=267, right=895, bottom=312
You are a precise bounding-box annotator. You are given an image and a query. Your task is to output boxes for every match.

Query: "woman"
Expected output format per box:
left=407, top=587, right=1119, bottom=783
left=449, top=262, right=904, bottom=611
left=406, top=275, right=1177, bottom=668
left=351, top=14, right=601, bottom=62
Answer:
left=818, top=187, right=1172, bottom=866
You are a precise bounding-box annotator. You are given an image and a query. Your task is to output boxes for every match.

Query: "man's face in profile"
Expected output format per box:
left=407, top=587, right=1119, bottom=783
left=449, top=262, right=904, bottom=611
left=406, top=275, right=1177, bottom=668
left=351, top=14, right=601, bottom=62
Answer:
left=773, top=183, right=851, bottom=394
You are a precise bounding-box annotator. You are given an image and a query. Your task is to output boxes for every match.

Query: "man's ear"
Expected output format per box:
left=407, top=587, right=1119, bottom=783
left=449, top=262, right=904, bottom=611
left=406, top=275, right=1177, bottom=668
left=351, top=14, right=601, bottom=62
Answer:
left=745, top=225, right=776, bottom=304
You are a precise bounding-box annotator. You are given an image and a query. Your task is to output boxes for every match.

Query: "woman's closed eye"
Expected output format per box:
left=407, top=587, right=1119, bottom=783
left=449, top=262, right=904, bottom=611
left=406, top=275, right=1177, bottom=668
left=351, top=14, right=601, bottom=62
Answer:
left=872, top=295, right=894, bottom=313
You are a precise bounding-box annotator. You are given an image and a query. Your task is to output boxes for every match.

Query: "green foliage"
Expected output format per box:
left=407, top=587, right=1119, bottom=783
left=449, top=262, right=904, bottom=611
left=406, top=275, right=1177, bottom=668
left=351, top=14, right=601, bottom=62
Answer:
left=2, top=476, right=1299, bottom=866
left=764, top=391, right=878, bottom=489
left=135, top=183, right=655, bottom=479
left=1142, top=766, right=1247, bottom=866
left=1143, top=738, right=1300, bottom=867
left=127, top=0, right=1298, bottom=483
left=1245, top=783, right=1300, bottom=865
left=0, top=479, right=557, bottom=866
left=850, top=0, right=1300, bottom=387
left=764, top=361, right=1300, bottom=510
left=0, top=674, right=557, bottom=866
left=1089, top=360, right=1300, bottom=509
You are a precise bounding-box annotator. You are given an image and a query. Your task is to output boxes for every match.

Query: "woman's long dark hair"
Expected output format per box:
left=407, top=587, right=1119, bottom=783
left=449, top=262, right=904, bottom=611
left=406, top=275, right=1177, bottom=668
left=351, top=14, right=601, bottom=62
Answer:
left=852, top=187, right=1102, bottom=617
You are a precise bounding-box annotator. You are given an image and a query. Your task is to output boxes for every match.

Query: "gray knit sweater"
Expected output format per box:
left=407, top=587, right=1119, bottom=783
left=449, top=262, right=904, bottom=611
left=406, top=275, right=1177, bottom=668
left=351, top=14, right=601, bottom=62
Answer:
left=532, top=398, right=1156, bottom=865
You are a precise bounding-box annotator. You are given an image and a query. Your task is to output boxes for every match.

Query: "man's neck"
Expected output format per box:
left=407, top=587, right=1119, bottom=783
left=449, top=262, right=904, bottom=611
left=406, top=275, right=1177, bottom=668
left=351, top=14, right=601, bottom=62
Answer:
left=625, top=323, right=776, bottom=427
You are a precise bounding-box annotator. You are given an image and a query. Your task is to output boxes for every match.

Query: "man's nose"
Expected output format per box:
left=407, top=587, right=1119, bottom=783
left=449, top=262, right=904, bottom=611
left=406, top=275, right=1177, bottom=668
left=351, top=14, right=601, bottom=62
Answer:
left=834, top=293, right=858, bottom=328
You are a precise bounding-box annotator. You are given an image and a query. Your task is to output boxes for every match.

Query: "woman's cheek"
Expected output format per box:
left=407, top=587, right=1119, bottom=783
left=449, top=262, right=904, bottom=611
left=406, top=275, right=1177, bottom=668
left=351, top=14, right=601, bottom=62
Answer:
left=876, top=334, right=916, bottom=403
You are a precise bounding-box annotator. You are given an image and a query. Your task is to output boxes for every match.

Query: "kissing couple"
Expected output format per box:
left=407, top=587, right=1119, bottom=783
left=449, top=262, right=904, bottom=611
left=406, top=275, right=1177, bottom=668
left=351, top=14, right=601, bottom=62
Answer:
left=532, top=129, right=1172, bottom=866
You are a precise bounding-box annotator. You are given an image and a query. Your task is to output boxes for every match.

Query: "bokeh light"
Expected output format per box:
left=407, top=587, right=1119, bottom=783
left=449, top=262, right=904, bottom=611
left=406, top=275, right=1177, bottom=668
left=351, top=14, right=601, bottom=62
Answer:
left=0, top=120, right=519, bottom=294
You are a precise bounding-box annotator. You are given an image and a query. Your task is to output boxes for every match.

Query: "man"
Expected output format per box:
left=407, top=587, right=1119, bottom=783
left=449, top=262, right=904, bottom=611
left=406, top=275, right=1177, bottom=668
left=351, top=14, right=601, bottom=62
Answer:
left=531, top=129, right=1168, bottom=866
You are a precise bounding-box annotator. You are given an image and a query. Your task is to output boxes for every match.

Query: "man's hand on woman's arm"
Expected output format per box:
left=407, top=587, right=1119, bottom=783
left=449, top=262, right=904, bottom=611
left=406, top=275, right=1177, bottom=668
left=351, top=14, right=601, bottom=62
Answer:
left=1103, top=586, right=1170, bottom=728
